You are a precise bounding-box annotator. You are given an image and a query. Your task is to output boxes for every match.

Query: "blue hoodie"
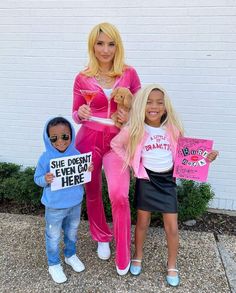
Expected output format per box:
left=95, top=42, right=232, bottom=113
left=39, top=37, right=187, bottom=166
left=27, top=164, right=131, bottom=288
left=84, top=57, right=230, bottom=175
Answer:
left=34, top=118, right=84, bottom=208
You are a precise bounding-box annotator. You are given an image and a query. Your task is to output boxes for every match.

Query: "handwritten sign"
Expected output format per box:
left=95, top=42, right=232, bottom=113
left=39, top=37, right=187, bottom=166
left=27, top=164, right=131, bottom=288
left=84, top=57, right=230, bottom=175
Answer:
left=173, top=137, right=213, bottom=182
left=50, top=152, right=92, bottom=191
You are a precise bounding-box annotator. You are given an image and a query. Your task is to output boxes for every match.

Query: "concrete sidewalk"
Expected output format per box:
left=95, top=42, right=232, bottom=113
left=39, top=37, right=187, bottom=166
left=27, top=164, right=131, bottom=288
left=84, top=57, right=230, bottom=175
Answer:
left=0, top=213, right=235, bottom=293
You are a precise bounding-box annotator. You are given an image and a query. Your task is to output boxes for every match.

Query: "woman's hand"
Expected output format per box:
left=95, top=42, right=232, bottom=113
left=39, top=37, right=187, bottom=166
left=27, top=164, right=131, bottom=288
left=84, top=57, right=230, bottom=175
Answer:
left=45, top=172, right=54, bottom=184
left=78, top=104, right=91, bottom=120
left=207, top=150, right=219, bottom=162
left=117, top=108, right=129, bottom=124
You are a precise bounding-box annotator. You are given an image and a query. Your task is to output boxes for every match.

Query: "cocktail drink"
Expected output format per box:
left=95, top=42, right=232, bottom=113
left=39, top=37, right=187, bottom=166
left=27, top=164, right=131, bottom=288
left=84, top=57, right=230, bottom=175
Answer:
left=79, top=89, right=114, bottom=125
left=80, top=90, right=98, bottom=106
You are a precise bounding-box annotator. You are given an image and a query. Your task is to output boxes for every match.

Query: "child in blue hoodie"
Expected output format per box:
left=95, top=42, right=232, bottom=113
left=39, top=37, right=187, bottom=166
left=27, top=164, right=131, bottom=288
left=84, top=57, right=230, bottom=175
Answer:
left=34, top=117, right=92, bottom=284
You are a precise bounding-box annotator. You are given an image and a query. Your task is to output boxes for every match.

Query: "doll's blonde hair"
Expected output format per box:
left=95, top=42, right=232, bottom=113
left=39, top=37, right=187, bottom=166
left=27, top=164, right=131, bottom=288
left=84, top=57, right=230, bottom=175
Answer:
left=125, top=84, right=184, bottom=165
left=83, top=22, right=126, bottom=77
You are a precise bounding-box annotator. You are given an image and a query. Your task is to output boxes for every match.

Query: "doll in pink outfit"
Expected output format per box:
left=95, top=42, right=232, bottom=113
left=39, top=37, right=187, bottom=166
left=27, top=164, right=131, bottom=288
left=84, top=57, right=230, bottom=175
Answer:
left=72, top=22, right=141, bottom=275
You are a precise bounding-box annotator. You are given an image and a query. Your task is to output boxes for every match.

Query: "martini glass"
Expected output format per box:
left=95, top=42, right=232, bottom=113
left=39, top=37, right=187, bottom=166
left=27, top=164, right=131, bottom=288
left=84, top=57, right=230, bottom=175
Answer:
left=80, top=90, right=98, bottom=106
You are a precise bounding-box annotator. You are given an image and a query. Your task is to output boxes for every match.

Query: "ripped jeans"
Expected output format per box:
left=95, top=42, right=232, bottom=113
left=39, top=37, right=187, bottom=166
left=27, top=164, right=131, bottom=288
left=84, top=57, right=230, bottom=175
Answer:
left=45, top=203, right=81, bottom=266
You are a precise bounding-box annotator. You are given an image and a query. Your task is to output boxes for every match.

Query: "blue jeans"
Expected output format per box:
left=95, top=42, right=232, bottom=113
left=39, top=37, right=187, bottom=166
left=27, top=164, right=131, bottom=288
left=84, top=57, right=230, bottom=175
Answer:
left=45, top=203, right=82, bottom=266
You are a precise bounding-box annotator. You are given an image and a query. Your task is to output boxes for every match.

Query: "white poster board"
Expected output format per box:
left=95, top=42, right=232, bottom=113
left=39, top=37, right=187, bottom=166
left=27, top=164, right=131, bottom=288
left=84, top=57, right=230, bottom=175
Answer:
left=50, top=152, right=92, bottom=191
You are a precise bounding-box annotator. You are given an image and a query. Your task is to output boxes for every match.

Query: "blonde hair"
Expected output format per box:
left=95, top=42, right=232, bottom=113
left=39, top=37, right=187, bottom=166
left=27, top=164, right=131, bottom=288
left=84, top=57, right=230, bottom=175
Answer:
left=83, top=22, right=126, bottom=77
left=125, top=84, right=184, bottom=165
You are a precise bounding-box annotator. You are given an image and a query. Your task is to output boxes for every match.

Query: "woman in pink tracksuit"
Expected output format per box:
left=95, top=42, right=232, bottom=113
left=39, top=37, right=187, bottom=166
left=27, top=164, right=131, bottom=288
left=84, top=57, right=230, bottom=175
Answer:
left=72, top=22, right=141, bottom=275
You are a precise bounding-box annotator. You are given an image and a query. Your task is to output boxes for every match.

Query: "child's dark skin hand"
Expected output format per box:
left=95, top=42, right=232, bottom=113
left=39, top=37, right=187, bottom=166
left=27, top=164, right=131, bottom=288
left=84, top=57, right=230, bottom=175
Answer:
left=207, top=150, right=219, bottom=162
left=88, top=162, right=94, bottom=172
left=117, top=108, right=129, bottom=124
left=45, top=172, right=54, bottom=184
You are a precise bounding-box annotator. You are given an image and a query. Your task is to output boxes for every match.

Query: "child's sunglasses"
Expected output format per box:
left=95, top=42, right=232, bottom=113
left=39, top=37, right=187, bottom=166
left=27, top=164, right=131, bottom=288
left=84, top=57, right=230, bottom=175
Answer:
left=49, top=134, right=70, bottom=143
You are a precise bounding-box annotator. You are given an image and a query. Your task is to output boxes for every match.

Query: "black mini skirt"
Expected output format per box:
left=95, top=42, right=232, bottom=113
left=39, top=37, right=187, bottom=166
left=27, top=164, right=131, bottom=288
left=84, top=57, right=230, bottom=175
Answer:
left=134, top=168, right=177, bottom=213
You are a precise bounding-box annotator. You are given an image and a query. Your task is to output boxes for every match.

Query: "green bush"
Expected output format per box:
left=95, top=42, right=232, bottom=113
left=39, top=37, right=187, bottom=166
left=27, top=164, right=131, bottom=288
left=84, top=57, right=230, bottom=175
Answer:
left=0, top=162, right=42, bottom=207
left=0, top=162, right=21, bottom=202
left=177, top=179, right=214, bottom=221
left=0, top=162, right=214, bottom=222
left=0, top=162, right=21, bottom=178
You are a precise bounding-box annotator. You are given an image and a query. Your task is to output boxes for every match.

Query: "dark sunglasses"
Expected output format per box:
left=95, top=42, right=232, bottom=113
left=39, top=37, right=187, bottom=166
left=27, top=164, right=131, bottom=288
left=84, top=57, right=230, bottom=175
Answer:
left=49, top=134, right=70, bottom=143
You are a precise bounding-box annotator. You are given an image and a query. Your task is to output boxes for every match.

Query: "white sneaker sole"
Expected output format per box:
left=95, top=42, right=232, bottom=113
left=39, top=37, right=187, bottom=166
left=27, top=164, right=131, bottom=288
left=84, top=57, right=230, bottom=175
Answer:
left=49, top=273, right=67, bottom=284
left=116, top=262, right=130, bottom=276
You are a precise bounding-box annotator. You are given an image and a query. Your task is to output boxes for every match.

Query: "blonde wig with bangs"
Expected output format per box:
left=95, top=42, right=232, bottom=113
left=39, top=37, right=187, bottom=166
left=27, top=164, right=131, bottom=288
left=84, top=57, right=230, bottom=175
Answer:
left=125, top=84, right=184, bottom=165
left=84, top=22, right=126, bottom=77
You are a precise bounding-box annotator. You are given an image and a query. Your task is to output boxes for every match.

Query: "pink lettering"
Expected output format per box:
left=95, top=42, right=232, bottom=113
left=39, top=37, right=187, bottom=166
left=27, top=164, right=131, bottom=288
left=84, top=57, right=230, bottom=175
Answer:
left=145, top=145, right=152, bottom=151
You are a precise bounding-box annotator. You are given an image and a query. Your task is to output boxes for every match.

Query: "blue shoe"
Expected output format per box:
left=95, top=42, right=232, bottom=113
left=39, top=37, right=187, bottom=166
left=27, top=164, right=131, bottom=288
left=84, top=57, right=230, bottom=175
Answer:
left=166, top=268, right=180, bottom=287
left=130, top=259, right=142, bottom=276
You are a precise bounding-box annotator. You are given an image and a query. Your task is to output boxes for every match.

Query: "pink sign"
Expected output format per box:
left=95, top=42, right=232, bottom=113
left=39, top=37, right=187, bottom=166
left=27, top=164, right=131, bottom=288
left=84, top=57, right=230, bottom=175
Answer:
left=173, top=137, right=213, bottom=182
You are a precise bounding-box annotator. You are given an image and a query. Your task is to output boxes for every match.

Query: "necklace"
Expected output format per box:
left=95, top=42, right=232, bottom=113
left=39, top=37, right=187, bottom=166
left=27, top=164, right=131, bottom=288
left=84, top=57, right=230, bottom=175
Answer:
left=95, top=73, right=114, bottom=87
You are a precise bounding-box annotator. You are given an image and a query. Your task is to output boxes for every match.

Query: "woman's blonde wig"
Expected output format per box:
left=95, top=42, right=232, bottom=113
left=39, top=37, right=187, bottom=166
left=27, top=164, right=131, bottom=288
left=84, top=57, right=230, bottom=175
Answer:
left=84, top=22, right=125, bottom=77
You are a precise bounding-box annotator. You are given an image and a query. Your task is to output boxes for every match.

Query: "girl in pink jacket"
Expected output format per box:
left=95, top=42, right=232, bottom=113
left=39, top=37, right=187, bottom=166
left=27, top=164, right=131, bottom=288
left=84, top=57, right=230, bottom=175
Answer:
left=72, top=22, right=141, bottom=276
left=111, top=84, right=218, bottom=286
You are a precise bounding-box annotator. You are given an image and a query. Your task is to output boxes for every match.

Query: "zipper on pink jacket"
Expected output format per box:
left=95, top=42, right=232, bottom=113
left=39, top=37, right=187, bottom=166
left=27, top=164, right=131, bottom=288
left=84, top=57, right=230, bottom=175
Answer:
left=107, top=99, right=111, bottom=118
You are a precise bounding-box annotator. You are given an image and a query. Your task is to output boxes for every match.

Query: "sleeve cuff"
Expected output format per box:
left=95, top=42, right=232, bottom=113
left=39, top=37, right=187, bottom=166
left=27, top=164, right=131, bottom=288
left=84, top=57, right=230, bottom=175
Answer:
left=72, top=111, right=82, bottom=124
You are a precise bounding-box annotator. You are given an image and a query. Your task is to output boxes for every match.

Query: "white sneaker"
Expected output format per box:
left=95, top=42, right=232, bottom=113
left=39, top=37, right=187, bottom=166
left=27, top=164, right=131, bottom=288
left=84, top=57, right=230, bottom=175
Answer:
left=48, top=264, right=67, bottom=284
left=65, top=254, right=85, bottom=272
left=116, top=262, right=130, bottom=276
left=97, top=242, right=111, bottom=260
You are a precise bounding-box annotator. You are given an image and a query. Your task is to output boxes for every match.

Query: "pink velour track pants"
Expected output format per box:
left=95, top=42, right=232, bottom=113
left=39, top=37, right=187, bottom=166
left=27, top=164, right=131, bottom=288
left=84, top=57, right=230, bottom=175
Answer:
left=75, top=125, right=131, bottom=270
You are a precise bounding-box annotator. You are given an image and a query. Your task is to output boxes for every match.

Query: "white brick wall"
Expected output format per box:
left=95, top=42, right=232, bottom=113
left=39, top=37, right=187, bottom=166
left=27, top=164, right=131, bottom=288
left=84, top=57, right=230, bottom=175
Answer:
left=0, top=1, right=236, bottom=210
